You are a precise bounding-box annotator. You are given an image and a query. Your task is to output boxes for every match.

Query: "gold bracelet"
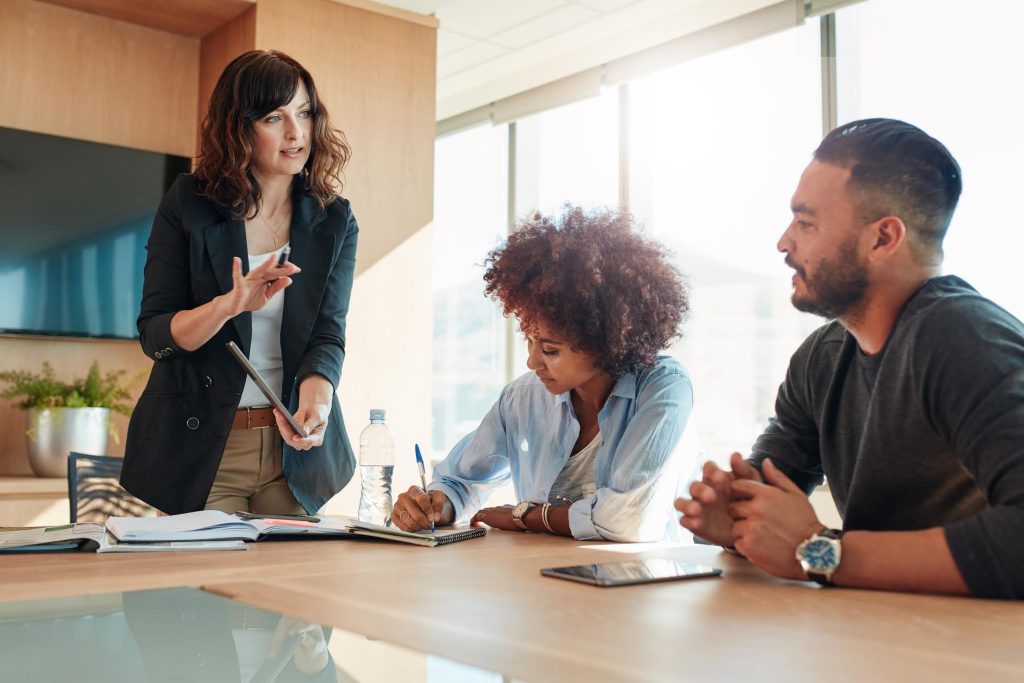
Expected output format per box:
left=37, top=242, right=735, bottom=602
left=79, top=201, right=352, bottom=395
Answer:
left=541, top=503, right=554, bottom=533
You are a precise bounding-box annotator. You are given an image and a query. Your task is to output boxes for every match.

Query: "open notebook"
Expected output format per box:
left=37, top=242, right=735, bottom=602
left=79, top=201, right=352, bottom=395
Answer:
left=0, top=523, right=246, bottom=553
left=106, top=510, right=351, bottom=543
left=347, top=519, right=486, bottom=547
left=105, top=511, right=486, bottom=547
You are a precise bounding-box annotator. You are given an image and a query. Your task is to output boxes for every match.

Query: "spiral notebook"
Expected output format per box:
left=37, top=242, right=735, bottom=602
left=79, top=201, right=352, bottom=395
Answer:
left=347, top=519, right=486, bottom=547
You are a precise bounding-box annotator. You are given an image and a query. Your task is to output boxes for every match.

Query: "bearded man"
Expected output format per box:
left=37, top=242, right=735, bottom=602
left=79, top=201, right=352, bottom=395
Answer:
left=677, top=118, right=1024, bottom=599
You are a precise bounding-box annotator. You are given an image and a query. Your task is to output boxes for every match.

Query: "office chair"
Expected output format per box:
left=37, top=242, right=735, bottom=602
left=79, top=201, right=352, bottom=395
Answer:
left=67, top=453, right=156, bottom=524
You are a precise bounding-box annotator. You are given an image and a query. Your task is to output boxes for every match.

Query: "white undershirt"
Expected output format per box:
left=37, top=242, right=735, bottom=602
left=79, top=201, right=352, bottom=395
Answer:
left=238, top=250, right=286, bottom=408
left=548, top=432, right=602, bottom=504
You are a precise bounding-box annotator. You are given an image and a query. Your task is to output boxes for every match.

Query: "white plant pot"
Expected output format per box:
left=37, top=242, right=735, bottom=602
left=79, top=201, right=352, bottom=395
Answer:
left=26, top=407, right=110, bottom=478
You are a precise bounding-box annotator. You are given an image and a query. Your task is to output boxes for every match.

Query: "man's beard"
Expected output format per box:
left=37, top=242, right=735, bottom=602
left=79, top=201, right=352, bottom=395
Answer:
left=789, top=239, right=869, bottom=320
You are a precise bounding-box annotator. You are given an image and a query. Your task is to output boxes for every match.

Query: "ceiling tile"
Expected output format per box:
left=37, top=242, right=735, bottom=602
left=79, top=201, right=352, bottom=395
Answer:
left=490, top=4, right=599, bottom=49
left=437, top=29, right=476, bottom=56
left=437, top=41, right=509, bottom=78
left=574, top=0, right=645, bottom=12
left=436, top=0, right=567, bottom=39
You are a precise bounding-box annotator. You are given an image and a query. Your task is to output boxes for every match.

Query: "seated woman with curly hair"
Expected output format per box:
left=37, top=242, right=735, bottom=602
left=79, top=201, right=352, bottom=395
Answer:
left=393, top=205, right=697, bottom=542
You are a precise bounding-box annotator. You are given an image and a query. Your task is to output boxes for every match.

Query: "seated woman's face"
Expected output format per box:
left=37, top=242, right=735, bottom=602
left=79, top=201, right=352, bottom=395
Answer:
left=524, top=323, right=603, bottom=395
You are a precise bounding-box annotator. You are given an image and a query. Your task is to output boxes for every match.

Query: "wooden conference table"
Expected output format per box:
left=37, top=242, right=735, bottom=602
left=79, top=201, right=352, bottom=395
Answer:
left=0, top=530, right=1021, bottom=682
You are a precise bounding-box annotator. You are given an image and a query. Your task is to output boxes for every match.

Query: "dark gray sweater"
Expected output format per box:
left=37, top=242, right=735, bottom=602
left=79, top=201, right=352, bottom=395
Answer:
left=750, top=276, right=1024, bottom=599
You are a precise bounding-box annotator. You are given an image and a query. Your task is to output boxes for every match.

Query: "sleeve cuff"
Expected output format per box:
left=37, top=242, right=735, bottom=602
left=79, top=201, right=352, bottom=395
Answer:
left=567, top=497, right=602, bottom=540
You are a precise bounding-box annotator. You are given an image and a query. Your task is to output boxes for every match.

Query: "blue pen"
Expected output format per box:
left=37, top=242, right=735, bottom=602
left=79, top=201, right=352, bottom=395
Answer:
left=414, top=443, right=434, bottom=533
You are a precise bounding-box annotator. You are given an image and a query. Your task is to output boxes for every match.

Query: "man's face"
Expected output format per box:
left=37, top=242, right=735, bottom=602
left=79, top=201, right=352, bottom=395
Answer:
left=778, top=160, right=870, bottom=320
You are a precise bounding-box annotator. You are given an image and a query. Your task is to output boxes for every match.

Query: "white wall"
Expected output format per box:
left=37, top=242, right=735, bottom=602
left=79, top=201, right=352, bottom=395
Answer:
left=322, top=223, right=434, bottom=517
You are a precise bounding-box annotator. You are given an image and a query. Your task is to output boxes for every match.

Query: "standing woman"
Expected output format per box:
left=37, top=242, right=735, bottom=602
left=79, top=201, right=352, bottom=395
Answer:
left=121, top=50, right=358, bottom=516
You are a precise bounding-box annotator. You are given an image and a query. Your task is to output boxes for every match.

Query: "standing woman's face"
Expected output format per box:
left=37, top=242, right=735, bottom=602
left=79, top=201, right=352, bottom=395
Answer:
left=250, top=80, right=313, bottom=182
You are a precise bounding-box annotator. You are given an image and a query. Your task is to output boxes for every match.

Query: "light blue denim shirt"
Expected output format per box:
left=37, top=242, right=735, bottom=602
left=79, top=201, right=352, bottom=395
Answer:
left=429, top=355, right=698, bottom=542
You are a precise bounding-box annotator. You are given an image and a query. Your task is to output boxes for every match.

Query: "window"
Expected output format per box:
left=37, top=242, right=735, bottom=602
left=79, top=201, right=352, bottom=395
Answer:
left=836, top=0, right=1024, bottom=319
left=514, top=89, right=620, bottom=217
left=627, top=19, right=824, bottom=458
left=431, top=1, right=1023, bottom=469
left=432, top=123, right=509, bottom=456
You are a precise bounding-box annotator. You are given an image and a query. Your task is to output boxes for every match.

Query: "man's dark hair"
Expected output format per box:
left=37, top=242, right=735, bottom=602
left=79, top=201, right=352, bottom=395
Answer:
left=814, top=118, right=962, bottom=261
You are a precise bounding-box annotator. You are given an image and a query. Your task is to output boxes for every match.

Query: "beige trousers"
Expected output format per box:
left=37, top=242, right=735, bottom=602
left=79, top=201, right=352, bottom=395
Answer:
left=204, top=427, right=305, bottom=515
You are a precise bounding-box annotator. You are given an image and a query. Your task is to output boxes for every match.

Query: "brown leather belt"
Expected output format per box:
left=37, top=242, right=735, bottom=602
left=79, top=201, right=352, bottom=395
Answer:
left=232, top=406, right=275, bottom=430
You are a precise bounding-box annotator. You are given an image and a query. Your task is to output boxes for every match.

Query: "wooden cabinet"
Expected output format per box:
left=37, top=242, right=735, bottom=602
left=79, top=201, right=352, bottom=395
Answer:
left=0, top=477, right=69, bottom=527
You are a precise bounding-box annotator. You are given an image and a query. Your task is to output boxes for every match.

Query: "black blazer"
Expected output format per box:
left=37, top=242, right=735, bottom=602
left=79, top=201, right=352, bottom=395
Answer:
left=121, top=174, right=358, bottom=515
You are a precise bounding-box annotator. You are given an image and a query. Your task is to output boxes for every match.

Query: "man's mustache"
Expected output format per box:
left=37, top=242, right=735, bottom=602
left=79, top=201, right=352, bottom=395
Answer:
left=784, top=256, right=806, bottom=279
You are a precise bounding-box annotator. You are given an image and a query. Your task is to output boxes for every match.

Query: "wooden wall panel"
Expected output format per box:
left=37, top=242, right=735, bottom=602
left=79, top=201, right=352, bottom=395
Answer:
left=254, top=0, right=437, bottom=275
left=0, top=0, right=199, bottom=156
left=0, top=0, right=199, bottom=473
left=36, top=0, right=255, bottom=38
left=199, top=6, right=257, bottom=142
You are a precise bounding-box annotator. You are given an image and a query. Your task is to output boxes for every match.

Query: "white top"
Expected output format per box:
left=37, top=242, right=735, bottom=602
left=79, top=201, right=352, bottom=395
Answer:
left=547, top=432, right=602, bottom=504
left=238, top=250, right=285, bottom=408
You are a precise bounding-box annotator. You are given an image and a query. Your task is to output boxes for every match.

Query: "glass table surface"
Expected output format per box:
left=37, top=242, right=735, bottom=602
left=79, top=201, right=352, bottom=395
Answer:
left=0, top=587, right=516, bottom=683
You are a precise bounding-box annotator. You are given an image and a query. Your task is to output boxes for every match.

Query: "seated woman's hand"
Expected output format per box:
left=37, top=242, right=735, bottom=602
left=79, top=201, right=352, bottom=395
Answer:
left=393, top=486, right=454, bottom=531
left=469, top=504, right=520, bottom=531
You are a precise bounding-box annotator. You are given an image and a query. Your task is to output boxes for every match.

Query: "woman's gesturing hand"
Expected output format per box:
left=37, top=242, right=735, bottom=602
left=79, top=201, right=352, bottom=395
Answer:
left=218, top=255, right=301, bottom=318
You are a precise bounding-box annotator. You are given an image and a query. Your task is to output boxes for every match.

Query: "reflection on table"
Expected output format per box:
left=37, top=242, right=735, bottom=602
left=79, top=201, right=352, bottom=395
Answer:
left=0, top=587, right=507, bottom=683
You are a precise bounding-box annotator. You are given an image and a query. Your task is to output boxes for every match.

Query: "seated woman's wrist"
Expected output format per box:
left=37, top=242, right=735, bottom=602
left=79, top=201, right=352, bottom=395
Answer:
left=522, top=504, right=545, bottom=531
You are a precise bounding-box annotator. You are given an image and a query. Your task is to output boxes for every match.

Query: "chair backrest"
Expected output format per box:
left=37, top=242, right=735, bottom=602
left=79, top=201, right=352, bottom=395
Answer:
left=67, top=453, right=156, bottom=524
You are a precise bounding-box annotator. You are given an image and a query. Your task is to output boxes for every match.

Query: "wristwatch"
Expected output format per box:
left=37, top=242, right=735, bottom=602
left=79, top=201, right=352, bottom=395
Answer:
left=511, top=501, right=538, bottom=531
left=795, top=528, right=844, bottom=586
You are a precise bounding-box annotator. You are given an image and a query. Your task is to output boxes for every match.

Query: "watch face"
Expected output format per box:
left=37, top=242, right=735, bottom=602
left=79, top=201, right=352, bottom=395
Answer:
left=802, top=538, right=839, bottom=572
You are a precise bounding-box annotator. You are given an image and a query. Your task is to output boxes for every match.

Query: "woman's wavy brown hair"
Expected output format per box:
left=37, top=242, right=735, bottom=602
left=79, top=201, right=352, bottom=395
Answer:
left=193, top=50, right=352, bottom=218
left=484, top=205, right=689, bottom=377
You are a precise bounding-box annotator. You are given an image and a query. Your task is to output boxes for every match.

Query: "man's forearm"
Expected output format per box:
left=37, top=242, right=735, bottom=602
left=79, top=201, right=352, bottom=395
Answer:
left=834, top=527, right=969, bottom=595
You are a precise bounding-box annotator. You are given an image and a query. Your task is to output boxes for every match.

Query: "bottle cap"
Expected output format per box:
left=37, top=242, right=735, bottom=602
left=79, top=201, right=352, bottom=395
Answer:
left=369, top=408, right=386, bottom=421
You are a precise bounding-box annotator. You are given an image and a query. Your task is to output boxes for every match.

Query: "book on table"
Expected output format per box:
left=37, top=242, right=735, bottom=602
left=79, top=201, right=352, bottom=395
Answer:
left=0, top=523, right=246, bottom=553
left=105, top=510, right=487, bottom=547
left=0, top=523, right=107, bottom=552
left=105, top=510, right=352, bottom=543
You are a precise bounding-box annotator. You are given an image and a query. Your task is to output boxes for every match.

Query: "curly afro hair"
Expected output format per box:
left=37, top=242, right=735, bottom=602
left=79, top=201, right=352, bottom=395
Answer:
left=483, top=205, right=688, bottom=377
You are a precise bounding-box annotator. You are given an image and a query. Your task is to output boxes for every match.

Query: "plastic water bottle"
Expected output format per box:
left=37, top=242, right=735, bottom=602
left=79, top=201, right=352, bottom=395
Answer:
left=357, top=408, right=395, bottom=526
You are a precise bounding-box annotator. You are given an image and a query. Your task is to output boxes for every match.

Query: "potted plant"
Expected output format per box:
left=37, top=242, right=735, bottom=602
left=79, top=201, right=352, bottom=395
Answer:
left=0, top=361, right=142, bottom=477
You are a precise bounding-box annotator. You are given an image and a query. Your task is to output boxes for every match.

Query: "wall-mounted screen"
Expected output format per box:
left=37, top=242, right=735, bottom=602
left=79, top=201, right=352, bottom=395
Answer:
left=0, top=126, right=190, bottom=339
